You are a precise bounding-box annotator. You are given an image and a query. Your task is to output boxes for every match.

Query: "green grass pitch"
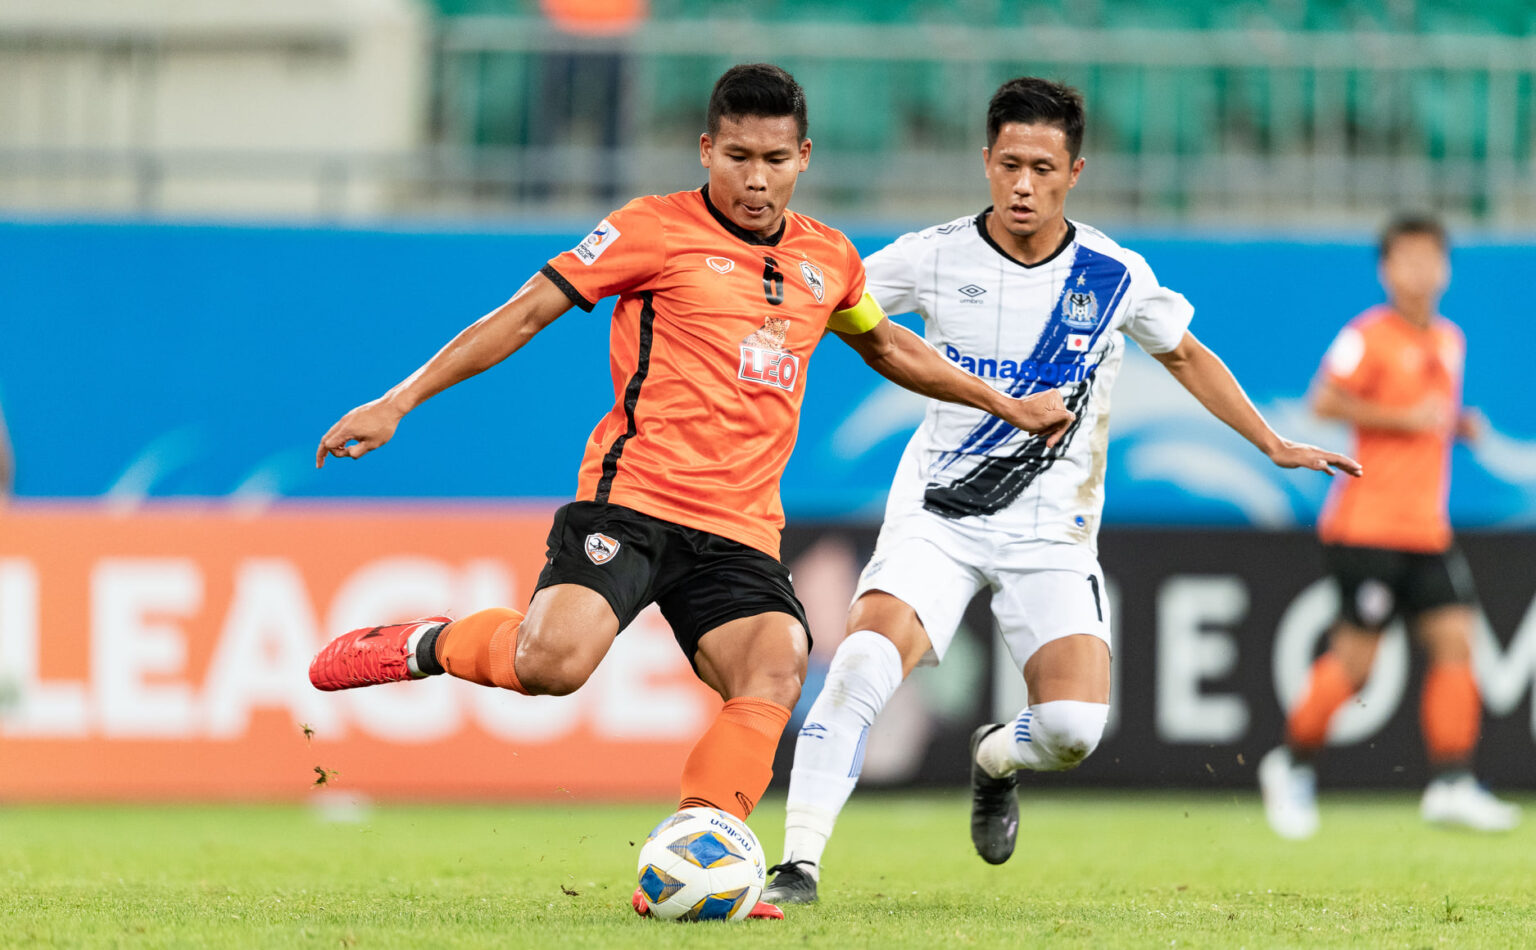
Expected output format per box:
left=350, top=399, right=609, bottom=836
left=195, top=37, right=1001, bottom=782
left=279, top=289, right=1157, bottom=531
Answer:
left=2, top=790, right=1532, bottom=948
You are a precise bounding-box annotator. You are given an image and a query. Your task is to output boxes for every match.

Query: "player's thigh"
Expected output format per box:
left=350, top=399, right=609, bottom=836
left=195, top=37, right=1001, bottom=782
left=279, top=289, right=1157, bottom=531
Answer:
left=518, top=583, right=623, bottom=690
left=846, top=591, right=934, bottom=677
left=1323, top=543, right=1411, bottom=631
left=1404, top=546, right=1478, bottom=665
left=655, top=538, right=809, bottom=704
left=853, top=523, right=987, bottom=671
left=990, top=557, right=1111, bottom=703
left=693, top=611, right=809, bottom=707
left=525, top=501, right=666, bottom=686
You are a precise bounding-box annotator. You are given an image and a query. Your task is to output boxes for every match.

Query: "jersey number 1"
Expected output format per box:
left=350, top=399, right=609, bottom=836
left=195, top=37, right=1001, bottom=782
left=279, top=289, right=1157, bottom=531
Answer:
left=762, top=256, right=784, bottom=306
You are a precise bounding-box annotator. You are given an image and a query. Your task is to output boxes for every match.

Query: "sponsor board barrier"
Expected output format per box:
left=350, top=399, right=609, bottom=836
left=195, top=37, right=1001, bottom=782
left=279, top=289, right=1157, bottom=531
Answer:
left=1, top=506, right=1532, bottom=799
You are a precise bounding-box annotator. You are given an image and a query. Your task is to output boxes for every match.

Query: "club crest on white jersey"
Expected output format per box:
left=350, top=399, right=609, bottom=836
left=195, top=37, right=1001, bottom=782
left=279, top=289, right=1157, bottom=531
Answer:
left=573, top=219, right=619, bottom=265
left=584, top=532, right=620, bottom=564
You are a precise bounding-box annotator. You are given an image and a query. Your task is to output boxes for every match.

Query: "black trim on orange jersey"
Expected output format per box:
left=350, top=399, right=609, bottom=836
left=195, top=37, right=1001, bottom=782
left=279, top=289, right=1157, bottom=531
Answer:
left=595, top=290, right=656, bottom=501
left=700, top=185, right=785, bottom=247
left=540, top=263, right=595, bottom=313
left=975, top=208, right=1076, bottom=270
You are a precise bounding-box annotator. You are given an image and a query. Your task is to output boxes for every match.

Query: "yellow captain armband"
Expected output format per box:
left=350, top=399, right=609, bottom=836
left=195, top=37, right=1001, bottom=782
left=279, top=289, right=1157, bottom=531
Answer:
left=826, top=291, right=886, bottom=335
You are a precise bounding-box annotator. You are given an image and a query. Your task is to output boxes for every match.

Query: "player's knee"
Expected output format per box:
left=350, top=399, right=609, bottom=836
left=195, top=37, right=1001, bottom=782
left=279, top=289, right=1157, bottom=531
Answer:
left=751, top=667, right=803, bottom=709
left=823, top=630, right=905, bottom=721
left=1031, top=701, right=1109, bottom=771
left=514, top=644, right=598, bottom=696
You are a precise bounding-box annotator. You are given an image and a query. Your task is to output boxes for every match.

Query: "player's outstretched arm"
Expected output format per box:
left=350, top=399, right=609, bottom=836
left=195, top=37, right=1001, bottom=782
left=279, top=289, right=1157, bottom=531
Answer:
left=833, top=313, right=1075, bottom=447
left=1153, top=331, right=1362, bottom=477
left=1313, top=377, right=1450, bottom=435
left=316, top=272, right=574, bottom=468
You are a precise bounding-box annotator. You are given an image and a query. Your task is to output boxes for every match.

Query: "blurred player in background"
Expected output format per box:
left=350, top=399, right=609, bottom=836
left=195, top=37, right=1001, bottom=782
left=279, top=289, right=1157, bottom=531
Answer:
left=764, top=77, right=1359, bottom=904
left=307, top=63, right=1073, bottom=918
left=0, top=399, right=11, bottom=497
left=1258, top=215, right=1519, bottom=838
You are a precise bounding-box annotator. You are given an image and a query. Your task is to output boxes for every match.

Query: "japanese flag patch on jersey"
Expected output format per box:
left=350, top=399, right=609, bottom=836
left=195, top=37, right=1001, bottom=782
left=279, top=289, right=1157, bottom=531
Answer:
left=573, top=219, right=619, bottom=265
left=1067, top=333, right=1093, bottom=352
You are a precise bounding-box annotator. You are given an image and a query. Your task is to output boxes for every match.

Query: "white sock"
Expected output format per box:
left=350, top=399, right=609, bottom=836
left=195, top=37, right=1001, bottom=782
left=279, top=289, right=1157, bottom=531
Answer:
left=782, top=630, right=904, bottom=871
left=978, top=700, right=1110, bottom=777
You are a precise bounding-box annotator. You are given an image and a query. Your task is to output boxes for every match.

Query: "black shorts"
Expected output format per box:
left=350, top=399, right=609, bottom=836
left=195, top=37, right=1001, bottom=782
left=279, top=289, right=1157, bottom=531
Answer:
left=1323, top=543, right=1477, bottom=631
left=533, top=501, right=810, bottom=662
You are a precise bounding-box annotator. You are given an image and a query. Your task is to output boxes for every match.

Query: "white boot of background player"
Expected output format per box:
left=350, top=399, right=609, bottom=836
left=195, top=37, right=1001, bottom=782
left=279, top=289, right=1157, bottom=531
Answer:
left=1257, top=746, right=1319, bottom=840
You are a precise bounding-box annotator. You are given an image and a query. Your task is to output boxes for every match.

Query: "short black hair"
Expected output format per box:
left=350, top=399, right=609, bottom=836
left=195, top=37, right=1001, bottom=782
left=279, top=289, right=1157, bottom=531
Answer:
left=987, top=77, right=1085, bottom=158
left=707, top=63, right=808, bottom=142
left=1378, top=213, right=1448, bottom=260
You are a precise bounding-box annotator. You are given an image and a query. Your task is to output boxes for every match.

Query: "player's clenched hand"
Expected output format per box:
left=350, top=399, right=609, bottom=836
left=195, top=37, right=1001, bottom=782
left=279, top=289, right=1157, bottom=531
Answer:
left=1267, top=440, right=1362, bottom=478
left=1008, top=389, right=1075, bottom=448
left=315, top=398, right=404, bottom=468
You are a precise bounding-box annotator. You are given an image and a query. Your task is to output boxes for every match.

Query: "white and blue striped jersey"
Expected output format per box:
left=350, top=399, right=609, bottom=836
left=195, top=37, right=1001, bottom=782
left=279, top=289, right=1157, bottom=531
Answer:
left=866, top=211, right=1194, bottom=550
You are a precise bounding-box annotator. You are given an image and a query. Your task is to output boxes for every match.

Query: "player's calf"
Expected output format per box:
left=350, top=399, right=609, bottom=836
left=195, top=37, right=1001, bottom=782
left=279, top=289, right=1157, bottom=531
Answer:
left=976, top=700, right=1109, bottom=775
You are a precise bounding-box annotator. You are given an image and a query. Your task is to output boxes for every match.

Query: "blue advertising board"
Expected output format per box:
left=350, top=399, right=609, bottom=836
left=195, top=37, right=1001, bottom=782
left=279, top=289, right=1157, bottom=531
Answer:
left=3, top=220, right=1533, bottom=527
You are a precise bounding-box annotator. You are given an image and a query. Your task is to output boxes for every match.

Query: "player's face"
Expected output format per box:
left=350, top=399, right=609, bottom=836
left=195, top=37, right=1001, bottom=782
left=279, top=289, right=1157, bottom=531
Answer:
left=1379, top=233, right=1449, bottom=307
left=700, top=115, right=811, bottom=237
left=983, top=122, right=1084, bottom=239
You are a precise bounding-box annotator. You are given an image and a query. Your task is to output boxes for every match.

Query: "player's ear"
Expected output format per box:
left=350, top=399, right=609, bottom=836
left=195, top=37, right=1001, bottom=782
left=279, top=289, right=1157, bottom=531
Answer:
left=981, top=146, right=991, bottom=174
left=798, top=137, right=811, bottom=171
left=699, top=132, right=713, bottom=169
left=1068, top=156, right=1085, bottom=188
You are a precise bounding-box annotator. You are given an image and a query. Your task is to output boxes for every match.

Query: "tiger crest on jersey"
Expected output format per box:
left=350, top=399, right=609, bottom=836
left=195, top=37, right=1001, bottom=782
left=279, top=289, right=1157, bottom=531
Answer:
left=584, top=532, right=620, bottom=565
left=738, top=317, right=801, bottom=392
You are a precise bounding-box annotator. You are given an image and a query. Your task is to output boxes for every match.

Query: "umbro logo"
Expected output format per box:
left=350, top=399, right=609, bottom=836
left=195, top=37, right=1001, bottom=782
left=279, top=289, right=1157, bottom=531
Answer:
left=958, top=284, right=987, bottom=298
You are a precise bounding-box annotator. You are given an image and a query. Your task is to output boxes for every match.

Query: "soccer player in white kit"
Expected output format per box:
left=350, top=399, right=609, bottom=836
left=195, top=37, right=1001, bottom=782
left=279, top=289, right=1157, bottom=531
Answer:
left=763, top=78, right=1361, bottom=903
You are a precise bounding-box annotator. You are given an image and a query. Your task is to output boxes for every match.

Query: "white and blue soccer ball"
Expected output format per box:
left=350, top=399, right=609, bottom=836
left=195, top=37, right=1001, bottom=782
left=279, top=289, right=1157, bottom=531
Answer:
left=636, top=806, right=766, bottom=921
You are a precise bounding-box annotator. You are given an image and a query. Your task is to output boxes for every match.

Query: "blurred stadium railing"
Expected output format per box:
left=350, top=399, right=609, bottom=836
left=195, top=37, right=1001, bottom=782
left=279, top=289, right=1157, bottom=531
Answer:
left=2, top=1, right=1534, bottom=227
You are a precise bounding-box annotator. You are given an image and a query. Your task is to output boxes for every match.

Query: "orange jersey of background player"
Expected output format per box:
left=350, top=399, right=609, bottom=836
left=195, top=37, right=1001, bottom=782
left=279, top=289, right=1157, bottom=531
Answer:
left=542, top=186, right=866, bottom=559
left=1316, top=304, right=1465, bottom=552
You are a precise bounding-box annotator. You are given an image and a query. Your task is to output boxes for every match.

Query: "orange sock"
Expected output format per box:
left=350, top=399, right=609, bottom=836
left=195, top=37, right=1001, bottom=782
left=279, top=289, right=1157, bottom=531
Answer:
left=435, top=607, right=529, bottom=694
left=678, top=697, right=792, bottom=820
left=1285, top=653, right=1357, bottom=755
left=1422, top=662, right=1480, bottom=771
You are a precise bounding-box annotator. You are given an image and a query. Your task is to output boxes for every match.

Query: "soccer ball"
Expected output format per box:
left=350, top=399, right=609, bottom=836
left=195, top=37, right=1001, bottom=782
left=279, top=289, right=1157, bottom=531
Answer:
left=635, top=806, right=766, bottom=921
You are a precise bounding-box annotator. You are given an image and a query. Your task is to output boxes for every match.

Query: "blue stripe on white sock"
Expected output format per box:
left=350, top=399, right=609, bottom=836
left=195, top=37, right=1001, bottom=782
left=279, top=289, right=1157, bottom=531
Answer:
left=848, top=724, right=870, bottom=779
left=1014, top=710, right=1033, bottom=745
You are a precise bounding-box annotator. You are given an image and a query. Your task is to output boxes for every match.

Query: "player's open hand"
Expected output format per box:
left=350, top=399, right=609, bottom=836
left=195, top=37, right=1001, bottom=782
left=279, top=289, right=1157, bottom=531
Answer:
left=1010, top=389, right=1075, bottom=448
left=316, top=398, right=404, bottom=468
left=1267, top=439, right=1362, bottom=477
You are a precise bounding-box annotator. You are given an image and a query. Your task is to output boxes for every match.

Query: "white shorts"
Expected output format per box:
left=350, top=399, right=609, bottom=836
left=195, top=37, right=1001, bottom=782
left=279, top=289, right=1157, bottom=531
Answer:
left=852, top=509, right=1112, bottom=671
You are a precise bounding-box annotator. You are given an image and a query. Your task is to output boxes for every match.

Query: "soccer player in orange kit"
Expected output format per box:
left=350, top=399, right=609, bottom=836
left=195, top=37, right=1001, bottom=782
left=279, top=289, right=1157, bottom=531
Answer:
left=307, top=63, right=1074, bottom=916
left=1259, top=214, right=1519, bottom=838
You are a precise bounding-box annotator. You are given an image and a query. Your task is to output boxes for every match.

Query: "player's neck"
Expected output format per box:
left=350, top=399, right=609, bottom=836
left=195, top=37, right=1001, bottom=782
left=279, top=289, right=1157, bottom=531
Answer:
left=986, top=211, right=1071, bottom=265
left=1389, top=299, right=1436, bottom=328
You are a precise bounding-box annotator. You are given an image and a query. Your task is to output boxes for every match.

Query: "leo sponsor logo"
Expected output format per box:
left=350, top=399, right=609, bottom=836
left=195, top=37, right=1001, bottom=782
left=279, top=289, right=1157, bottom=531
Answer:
left=584, top=532, right=621, bottom=565
left=738, top=316, right=800, bottom=392
left=739, top=347, right=801, bottom=392
left=573, top=219, right=619, bottom=265
left=943, top=344, right=1090, bottom=383
left=705, top=256, right=734, bottom=275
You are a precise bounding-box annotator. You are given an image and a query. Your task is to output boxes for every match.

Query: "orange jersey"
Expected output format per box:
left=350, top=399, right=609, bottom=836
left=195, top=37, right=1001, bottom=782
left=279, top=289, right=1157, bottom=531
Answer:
left=542, top=187, right=867, bottom=558
left=1316, top=305, right=1465, bottom=552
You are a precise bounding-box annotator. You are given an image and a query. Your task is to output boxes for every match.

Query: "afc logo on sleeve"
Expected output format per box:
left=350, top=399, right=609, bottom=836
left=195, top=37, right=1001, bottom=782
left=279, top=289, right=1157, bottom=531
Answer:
left=738, top=316, right=801, bottom=392
left=573, top=219, right=619, bottom=266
